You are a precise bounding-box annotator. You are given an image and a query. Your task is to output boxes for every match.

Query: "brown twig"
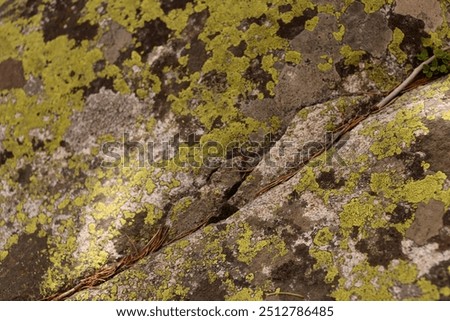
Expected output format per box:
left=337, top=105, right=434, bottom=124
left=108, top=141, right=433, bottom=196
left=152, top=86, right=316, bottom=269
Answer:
left=265, top=291, right=305, bottom=300
left=43, top=226, right=170, bottom=301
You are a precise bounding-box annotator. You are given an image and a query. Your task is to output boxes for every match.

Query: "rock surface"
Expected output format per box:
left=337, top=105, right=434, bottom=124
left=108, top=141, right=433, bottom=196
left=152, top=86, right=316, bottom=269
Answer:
left=0, top=0, right=449, bottom=300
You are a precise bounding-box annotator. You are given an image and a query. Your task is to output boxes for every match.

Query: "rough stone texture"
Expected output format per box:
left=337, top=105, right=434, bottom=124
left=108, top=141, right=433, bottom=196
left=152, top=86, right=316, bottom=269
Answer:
left=0, top=58, right=26, bottom=90
left=0, top=0, right=450, bottom=301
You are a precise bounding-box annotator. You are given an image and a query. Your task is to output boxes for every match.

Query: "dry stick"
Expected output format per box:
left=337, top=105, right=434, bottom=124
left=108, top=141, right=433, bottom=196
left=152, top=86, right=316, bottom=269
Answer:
left=265, top=291, right=305, bottom=300
left=44, top=210, right=217, bottom=301
left=376, top=54, right=438, bottom=109
left=44, top=226, right=169, bottom=301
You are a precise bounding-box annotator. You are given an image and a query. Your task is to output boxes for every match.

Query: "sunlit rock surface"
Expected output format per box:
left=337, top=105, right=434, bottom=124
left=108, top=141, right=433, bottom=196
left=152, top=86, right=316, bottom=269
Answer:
left=0, top=0, right=449, bottom=300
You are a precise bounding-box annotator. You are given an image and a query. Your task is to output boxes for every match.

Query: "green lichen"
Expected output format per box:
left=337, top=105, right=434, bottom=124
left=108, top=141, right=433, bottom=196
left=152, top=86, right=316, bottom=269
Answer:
left=1, top=0, right=448, bottom=302
left=235, top=222, right=287, bottom=264
left=401, top=171, right=447, bottom=204
left=339, top=193, right=378, bottom=237
left=0, top=234, right=19, bottom=261
left=156, top=282, right=190, bottom=301
left=360, top=0, right=393, bottom=13
left=309, top=249, right=339, bottom=283
left=285, top=50, right=302, bottom=64
left=333, top=260, right=419, bottom=300
left=333, top=24, right=345, bottom=42
left=318, top=3, right=336, bottom=15
left=318, top=54, right=334, bottom=72
left=225, top=287, right=264, bottom=301
left=297, top=108, right=310, bottom=120
left=340, top=45, right=366, bottom=66
left=169, top=197, right=193, bottom=221
left=367, top=64, right=401, bottom=93
left=202, top=225, right=230, bottom=282
left=388, top=28, right=408, bottom=64
left=295, top=167, right=320, bottom=193
left=441, top=287, right=450, bottom=297
left=144, top=203, right=163, bottom=225
left=165, top=0, right=313, bottom=156
left=313, top=227, right=334, bottom=246
left=40, top=158, right=168, bottom=295
left=41, top=235, right=78, bottom=294
left=361, top=104, right=428, bottom=159
left=416, top=279, right=440, bottom=300
left=305, top=16, right=320, bottom=31
left=369, top=171, right=401, bottom=200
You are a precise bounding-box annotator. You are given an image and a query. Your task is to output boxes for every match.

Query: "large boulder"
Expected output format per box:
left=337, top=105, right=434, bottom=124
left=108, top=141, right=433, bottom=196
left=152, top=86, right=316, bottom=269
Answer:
left=0, top=0, right=449, bottom=300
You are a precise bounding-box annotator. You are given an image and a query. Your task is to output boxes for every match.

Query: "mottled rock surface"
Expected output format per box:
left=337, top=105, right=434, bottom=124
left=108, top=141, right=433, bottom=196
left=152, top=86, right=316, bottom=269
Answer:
left=0, top=0, right=449, bottom=300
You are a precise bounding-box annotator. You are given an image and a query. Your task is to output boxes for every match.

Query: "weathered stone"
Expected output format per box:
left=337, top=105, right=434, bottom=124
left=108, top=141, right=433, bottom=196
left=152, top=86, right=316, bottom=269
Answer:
left=0, top=0, right=449, bottom=301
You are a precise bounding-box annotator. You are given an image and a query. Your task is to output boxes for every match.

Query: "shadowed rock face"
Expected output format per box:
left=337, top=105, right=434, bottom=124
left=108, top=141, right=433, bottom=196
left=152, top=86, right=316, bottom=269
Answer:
left=0, top=0, right=450, bottom=301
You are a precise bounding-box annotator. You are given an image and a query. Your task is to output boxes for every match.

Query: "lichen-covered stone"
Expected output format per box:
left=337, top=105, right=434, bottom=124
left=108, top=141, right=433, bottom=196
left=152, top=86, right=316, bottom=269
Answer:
left=0, top=0, right=449, bottom=300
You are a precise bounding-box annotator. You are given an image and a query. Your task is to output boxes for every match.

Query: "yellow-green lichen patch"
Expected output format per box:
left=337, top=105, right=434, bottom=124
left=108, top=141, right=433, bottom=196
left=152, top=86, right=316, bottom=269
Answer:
left=305, top=16, right=320, bottom=31
left=313, top=227, right=334, bottom=246
left=318, top=3, right=337, bottom=15
left=225, top=286, right=265, bottom=301
left=169, top=197, right=193, bottom=222
left=421, top=25, right=449, bottom=49
left=340, top=45, right=366, bottom=66
left=113, top=50, right=162, bottom=97
left=234, top=222, right=287, bottom=265
left=0, top=234, right=19, bottom=261
left=199, top=119, right=270, bottom=155
left=223, top=273, right=275, bottom=301
left=148, top=242, right=195, bottom=300
left=155, top=281, right=190, bottom=301
left=309, top=249, right=339, bottom=283
left=294, top=167, right=320, bottom=194
left=81, top=0, right=160, bottom=33
left=369, top=171, right=403, bottom=201
left=388, top=28, right=408, bottom=64
left=0, top=22, right=104, bottom=189
left=297, top=144, right=355, bottom=198
left=333, top=24, right=345, bottom=42
left=360, top=0, right=393, bottom=14
left=440, top=286, right=450, bottom=297
left=367, top=169, right=448, bottom=230
left=41, top=234, right=78, bottom=295
left=202, top=224, right=231, bottom=283
left=443, top=110, right=450, bottom=121
left=339, top=194, right=379, bottom=238
left=39, top=156, right=170, bottom=296
left=0, top=251, right=7, bottom=261
left=277, top=0, right=315, bottom=23
left=367, top=64, right=401, bottom=93
left=361, top=104, right=428, bottom=159
left=164, top=0, right=315, bottom=158
left=332, top=260, right=421, bottom=300
left=401, top=171, right=447, bottom=204
left=318, top=55, right=334, bottom=72
left=98, top=240, right=195, bottom=300
left=285, top=50, right=302, bottom=64
left=297, top=108, right=310, bottom=120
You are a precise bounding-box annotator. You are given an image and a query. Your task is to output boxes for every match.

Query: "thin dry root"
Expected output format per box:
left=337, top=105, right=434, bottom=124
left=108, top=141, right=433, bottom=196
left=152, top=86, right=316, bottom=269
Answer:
left=43, top=226, right=169, bottom=301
